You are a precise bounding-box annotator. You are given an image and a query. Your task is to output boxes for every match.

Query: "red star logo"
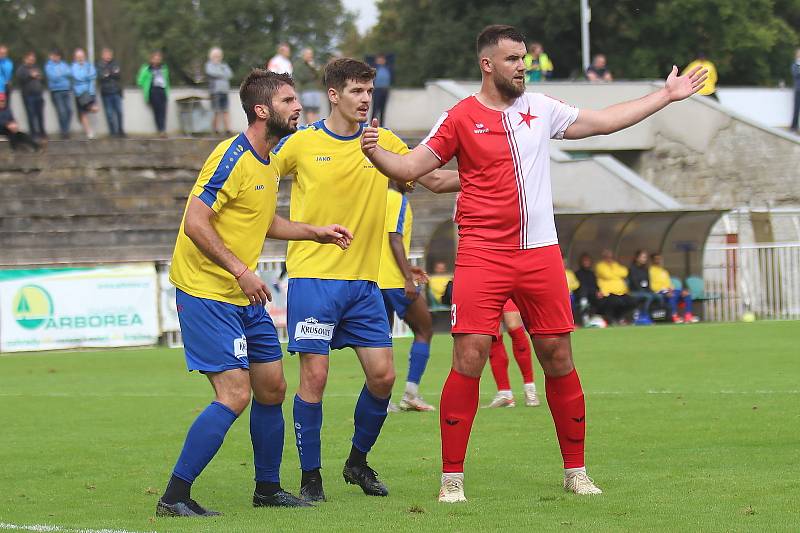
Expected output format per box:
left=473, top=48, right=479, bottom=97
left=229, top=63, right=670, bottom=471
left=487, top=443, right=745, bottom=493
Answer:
left=518, top=106, right=537, bottom=127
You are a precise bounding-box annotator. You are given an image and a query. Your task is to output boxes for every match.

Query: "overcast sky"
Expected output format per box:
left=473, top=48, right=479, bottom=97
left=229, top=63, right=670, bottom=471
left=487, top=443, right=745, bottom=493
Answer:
left=341, top=0, right=379, bottom=34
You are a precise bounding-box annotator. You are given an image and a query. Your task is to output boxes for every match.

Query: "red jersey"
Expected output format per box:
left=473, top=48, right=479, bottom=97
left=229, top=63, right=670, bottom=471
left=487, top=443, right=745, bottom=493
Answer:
left=422, top=93, right=579, bottom=251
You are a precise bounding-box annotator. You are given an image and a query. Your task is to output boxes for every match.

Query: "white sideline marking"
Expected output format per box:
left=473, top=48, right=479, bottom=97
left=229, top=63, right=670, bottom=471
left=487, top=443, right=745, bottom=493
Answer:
left=0, top=522, right=153, bottom=533
left=1, top=390, right=798, bottom=399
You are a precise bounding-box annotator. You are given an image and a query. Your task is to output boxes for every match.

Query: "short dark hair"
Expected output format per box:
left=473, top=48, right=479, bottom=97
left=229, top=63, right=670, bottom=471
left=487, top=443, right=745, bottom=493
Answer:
left=239, top=68, right=294, bottom=124
left=323, top=58, right=375, bottom=92
left=476, top=25, right=526, bottom=56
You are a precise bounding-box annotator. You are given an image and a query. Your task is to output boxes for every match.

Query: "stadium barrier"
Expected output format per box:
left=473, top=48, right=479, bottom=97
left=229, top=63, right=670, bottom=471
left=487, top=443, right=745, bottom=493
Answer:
left=159, top=254, right=421, bottom=348
left=703, top=242, right=800, bottom=322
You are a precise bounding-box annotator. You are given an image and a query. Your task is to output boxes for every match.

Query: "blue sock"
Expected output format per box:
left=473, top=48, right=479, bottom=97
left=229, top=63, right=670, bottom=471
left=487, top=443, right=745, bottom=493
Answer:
left=407, top=341, right=431, bottom=385
left=172, top=401, right=238, bottom=483
left=293, top=394, right=322, bottom=471
left=250, top=399, right=284, bottom=484
left=352, top=384, right=390, bottom=453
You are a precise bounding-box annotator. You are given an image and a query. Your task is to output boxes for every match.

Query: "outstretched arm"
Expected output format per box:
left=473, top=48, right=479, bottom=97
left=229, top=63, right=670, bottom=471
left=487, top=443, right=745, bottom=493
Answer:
left=361, top=119, right=442, bottom=182
left=417, top=169, right=461, bottom=193
left=266, top=215, right=353, bottom=250
left=564, top=65, right=707, bottom=140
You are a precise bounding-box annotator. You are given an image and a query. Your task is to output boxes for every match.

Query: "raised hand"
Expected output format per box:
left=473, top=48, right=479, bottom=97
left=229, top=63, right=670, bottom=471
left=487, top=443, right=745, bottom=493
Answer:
left=313, top=224, right=354, bottom=250
left=361, top=118, right=380, bottom=157
left=665, top=65, right=708, bottom=102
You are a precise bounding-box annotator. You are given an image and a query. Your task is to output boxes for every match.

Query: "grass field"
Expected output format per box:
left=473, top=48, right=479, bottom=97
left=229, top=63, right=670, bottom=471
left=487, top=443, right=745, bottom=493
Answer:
left=1, top=321, right=799, bottom=532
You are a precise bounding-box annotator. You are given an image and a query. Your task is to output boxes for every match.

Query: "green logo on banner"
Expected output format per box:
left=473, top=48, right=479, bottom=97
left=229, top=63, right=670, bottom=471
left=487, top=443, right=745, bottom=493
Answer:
left=12, top=285, right=55, bottom=330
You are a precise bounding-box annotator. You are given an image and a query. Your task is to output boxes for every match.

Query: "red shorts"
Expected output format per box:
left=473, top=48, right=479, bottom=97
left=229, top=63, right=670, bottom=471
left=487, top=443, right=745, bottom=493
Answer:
left=451, top=244, right=574, bottom=337
left=502, top=299, right=519, bottom=313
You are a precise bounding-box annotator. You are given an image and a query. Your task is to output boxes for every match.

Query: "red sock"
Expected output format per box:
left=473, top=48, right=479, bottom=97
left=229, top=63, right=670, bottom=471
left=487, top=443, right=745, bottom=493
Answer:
left=545, top=369, right=585, bottom=469
left=488, top=337, right=511, bottom=391
left=440, top=368, right=480, bottom=473
left=508, top=326, right=534, bottom=383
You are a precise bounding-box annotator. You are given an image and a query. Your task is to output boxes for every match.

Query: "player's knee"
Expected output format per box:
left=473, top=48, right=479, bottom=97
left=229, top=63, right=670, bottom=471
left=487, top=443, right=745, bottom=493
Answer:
left=367, top=366, right=395, bottom=396
left=300, top=365, right=329, bottom=398
left=254, top=377, right=286, bottom=405
left=218, top=386, right=252, bottom=415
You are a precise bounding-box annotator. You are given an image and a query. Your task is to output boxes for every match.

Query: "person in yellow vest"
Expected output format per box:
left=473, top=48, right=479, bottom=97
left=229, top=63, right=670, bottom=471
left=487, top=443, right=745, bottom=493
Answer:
left=564, top=255, right=580, bottom=325
left=595, top=249, right=636, bottom=324
left=428, top=260, right=453, bottom=304
left=524, top=42, right=553, bottom=83
left=649, top=252, right=698, bottom=323
left=683, top=52, right=717, bottom=100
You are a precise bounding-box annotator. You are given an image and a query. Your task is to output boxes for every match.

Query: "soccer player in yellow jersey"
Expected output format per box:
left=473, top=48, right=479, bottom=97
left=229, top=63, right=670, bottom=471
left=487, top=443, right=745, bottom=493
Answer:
left=157, top=69, right=353, bottom=517
left=379, top=181, right=436, bottom=412
left=270, top=58, right=454, bottom=502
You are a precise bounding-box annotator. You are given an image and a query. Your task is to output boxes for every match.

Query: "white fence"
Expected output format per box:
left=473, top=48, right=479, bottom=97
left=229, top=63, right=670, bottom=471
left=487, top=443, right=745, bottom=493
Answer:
left=702, top=243, right=800, bottom=322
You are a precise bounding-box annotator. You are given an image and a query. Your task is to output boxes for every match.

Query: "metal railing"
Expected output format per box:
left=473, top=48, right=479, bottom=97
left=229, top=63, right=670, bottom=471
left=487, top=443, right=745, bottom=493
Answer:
left=160, top=253, right=422, bottom=347
left=702, top=243, right=800, bottom=322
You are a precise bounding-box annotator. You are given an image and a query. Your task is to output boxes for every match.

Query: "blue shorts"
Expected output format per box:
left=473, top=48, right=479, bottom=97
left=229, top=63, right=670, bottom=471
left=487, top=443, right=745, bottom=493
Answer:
left=287, top=279, right=393, bottom=355
left=381, top=288, right=416, bottom=320
left=176, top=289, right=283, bottom=372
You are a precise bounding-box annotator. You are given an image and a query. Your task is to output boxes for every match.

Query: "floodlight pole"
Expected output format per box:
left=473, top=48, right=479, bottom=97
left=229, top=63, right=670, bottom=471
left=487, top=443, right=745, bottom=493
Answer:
left=580, top=0, right=591, bottom=73
left=86, top=0, right=95, bottom=64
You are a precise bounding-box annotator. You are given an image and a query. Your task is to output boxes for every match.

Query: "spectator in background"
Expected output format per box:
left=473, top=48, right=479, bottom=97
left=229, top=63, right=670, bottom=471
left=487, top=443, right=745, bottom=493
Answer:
left=586, top=54, right=613, bottom=82
left=294, top=47, right=321, bottom=124
left=791, top=48, right=800, bottom=133
left=371, top=54, right=391, bottom=125
left=97, top=47, right=124, bottom=137
left=595, top=249, right=636, bottom=324
left=683, top=52, right=717, bottom=100
left=266, top=43, right=293, bottom=75
left=564, top=256, right=580, bottom=323
left=0, top=45, right=13, bottom=98
left=649, top=252, right=698, bottom=323
left=205, top=47, right=233, bottom=135
left=627, top=249, right=660, bottom=325
left=427, top=260, right=452, bottom=305
left=71, top=48, right=98, bottom=139
left=137, top=51, right=170, bottom=137
left=15, top=51, right=46, bottom=140
left=524, top=42, right=553, bottom=83
left=46, top=49, right=73, bottom=139
left=0, top=92, right=39, bottom=151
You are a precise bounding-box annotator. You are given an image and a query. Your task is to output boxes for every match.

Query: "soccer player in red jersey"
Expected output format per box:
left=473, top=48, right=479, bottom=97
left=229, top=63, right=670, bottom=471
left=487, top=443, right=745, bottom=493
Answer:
left=361, top=25, right=707, bottom=502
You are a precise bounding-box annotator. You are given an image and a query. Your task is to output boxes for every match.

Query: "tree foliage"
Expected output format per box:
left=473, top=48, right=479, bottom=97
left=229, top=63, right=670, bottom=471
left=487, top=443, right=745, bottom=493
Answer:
left=0, top=0, right=356, bottom=85
left=360, top=0, right=800, bottom=86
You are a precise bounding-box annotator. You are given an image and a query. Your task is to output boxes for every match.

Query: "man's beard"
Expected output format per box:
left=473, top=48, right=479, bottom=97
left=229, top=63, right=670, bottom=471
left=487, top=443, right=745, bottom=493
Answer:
left=493, top=74, right=525, bottom=99
left=265, top=112, right=296, bottom=140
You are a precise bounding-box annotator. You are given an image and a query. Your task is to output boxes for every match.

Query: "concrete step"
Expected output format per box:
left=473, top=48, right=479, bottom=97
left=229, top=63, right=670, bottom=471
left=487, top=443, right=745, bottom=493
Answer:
left=1, top=227, right=179, bottom=249
left=3, top=177, right=194, bottom=200
left=3, top=194, right=182, bottom=216
left=0, top=211, right=181, bottom=232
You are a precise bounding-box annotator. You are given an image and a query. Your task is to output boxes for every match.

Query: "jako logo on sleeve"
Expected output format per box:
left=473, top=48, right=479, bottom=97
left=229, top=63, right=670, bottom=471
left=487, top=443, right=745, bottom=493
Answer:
left=295, top=317, right=335, bottom=341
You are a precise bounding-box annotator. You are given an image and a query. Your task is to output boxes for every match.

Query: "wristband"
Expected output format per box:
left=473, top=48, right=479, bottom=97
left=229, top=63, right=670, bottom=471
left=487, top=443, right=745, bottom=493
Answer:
left=234, top=265, right=248, bottom=279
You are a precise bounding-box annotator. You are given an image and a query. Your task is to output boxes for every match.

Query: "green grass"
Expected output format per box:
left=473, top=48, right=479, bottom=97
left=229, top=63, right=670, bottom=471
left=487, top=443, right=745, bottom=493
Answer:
left=1, top=321, right=799, bottom=532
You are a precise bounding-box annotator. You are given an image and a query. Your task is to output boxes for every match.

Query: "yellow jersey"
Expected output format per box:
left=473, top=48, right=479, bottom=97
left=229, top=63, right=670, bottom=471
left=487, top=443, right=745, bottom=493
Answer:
left=271, top=120, right=409, bottom=281
left=378, top=189, right=413, bottom=289
left=595, top=260, right=629, bottom=296
left=170, top=134, right=279, bottom=305
left=649, top=265, right=673, bottom=293
left=566, top=268, right=580, bottom=293
left=683, top=59, right=717, bottom=96
left=428, top=275, right=452, bottom=303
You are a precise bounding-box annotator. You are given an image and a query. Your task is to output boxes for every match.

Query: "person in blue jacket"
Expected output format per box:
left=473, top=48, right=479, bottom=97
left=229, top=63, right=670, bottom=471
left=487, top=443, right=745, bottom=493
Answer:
left=71, top=48, right=98, bottom=139
left=45, top=49, right=73, bottom=138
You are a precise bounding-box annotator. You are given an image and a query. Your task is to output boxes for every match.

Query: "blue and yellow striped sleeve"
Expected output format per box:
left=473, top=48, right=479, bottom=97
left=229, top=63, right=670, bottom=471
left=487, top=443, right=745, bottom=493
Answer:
left=384, top=190, right=402, bottom=234
left=192, top=140, right=245, bottom=213
left=270, top=131, right=298, bottom=177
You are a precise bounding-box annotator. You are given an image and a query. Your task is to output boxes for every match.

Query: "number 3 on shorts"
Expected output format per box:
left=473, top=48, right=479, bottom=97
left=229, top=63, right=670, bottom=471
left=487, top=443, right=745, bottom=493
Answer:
left=451, top=304, right=457, bottom=327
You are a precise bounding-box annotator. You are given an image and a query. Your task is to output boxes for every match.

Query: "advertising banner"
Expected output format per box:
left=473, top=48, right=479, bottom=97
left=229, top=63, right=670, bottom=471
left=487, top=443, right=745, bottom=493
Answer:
left=0, top=264, right=159, bottom=353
